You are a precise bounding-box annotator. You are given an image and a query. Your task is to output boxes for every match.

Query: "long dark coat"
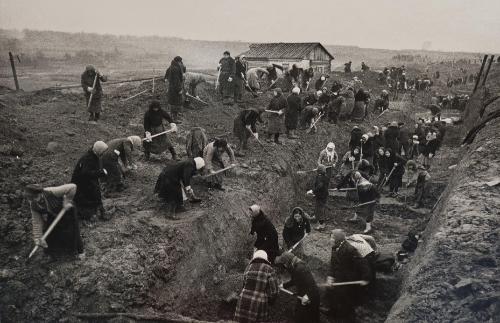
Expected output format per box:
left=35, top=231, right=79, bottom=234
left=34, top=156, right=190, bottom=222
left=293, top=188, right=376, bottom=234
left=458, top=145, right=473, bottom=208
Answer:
left=282, top=207, right=311, bottom=248
left=143, top=106, right=174, bottom=154
left=233, top=108, right=262, bottom=141
left=384, top=125, right=401, bottom=152
left=285, top=93, right=302, bottom=130
left=154, top=159, right=197, bottom=205
left=313, top=172, right=329, bottom=203
left=250, top=212, right=280, bottom=263
left=267, top=94, right=287, bottom=134
left=71, top=149, right=106, bottom=213
left=81, top=70, right=106, bottom=113
left=166, top=60, right=185, bottom=106
left=283, top=261, right=321, bottom=323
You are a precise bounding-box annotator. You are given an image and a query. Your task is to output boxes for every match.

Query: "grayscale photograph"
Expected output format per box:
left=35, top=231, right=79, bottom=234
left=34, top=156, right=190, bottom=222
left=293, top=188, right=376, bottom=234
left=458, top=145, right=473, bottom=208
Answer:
left=0, top=0, right=499, bottom=322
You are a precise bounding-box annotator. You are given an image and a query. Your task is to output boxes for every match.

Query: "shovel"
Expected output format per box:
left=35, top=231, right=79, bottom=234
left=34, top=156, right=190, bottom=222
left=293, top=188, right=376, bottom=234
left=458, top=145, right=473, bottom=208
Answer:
left=340, top=200, right=376, bottom=210
left=185, top=92, right=209, bottom=105
left=87, top=74, right=98, bottom=109
left=319, top=280, right=369, bottom=288
left=306, top=112, right=324, bottom=134
left=142, top=127, right=177, bottom=142
left=28, top=205, right=71, bottom=259
left=287, top=234, right=307, bottom=253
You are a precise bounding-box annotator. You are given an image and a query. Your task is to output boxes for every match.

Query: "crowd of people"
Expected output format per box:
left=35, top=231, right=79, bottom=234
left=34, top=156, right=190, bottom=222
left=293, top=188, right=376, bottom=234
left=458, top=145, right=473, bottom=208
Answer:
left=26, top=53, right=450, bottom=323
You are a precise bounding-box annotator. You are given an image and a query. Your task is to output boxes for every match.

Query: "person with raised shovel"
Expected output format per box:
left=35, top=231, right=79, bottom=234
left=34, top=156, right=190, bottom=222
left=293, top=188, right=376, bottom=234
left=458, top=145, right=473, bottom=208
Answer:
left=143, top=100, right=178, bottom=161
left=282, top=207, right=312, bottom=257
left=202, top=138, right=236, bottom=191
left=324, top=229, right=372, bottom=322
left=154, top=157, right=205, bottom=218
left=81, top=65, right=107, bottom=122
left=25, top=183, right=84, bottom=260
left=275, top=252, right=321, bottom=323
left=348, top=171, right=380, bottom=234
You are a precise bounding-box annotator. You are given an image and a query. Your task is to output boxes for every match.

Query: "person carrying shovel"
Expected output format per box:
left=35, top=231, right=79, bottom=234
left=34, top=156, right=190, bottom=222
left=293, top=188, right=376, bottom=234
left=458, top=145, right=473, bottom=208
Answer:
left=25, top=183, right=84, bottom=260
left=81, top=65, right=107, bottom=122
left=282, top=207, right=312, bottom=257
left=202, top=138, right=236, bottom=191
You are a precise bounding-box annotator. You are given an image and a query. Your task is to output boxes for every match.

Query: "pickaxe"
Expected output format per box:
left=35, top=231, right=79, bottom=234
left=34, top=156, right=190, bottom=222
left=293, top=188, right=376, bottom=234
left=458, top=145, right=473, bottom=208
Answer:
left=28, top=205, right=71, bottom=259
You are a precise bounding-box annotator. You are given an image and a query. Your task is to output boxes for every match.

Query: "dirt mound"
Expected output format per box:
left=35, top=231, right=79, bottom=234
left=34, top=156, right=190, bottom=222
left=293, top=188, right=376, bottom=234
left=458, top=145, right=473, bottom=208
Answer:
left=387, top=74, right=500, bottom=322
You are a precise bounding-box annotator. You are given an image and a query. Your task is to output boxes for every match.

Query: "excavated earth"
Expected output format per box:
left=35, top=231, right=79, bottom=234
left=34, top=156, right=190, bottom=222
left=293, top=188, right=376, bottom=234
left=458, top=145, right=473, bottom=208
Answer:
left=0, top=67, right=496, bottom=323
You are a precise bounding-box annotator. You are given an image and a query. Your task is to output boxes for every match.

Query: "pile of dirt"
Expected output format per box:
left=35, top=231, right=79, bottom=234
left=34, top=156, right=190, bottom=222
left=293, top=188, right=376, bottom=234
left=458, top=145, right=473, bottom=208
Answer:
left=387, top=72, right=500, bottom=322
left=0, top=68, right=470, bottom=322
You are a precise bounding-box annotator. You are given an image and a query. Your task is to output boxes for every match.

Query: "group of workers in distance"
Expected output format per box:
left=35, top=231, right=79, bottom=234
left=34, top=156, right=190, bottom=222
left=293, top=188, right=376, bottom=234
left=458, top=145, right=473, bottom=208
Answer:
left=26, top=54, right=445, bottom=323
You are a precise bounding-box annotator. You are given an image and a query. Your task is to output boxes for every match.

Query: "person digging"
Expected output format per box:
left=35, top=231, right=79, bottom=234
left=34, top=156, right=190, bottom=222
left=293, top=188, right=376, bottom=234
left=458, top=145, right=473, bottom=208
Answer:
left=348, top=171, right=380, bottom=234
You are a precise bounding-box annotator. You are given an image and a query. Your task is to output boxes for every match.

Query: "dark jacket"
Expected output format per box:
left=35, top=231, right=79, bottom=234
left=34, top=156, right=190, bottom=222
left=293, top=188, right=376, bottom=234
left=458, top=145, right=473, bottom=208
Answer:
left=357, top=183, right=380, bottom=203
left=233, top=108, right=263, bottom=141
left=313, top=172, right=329, bottom=202
left=235, top=60, right=247, bottom=80
left=165, top=60, right=185, bottom=105
left=219, top=57, right=236, bottom=76
left=81, top=70, right=106, bottom=99
left=71, top=149, right=106, bottom=208
left=154, top=159, right=197, bottom=204
left=384, top=125, right=400, bottom=152
left=330, top=241, right=371, bottom=282
left=250, top=212, right=280, bottom=262
left=285, top=93, right=302, bottom=130
left=349, top=128, right=363, bottom=151
left=361, top=138, right=374, bottom=158
left=143, top=107, right=173, bottom=132
left=282, top=208, right=311, bottom=248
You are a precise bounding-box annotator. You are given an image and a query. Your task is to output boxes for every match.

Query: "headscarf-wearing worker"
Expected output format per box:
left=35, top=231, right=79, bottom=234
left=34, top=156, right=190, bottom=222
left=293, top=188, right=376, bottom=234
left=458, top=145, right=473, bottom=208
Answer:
left=233, top=107, right=264, bottom=156
left=265, top=63, right=283, bottom=88
left=422, top=131, right=439, bottom=169
left=101, top=136, right=142, bottom=192
left=314, top=75, right=328, bottom=91
left=71, top=141, right=109, bottom=221
left=413, top=166, right=431, bottom=208
left=360, top=133, right=375, bottom=164
left=185, top=127, right=208, bottom=158
left=299, top=106, right=319, bottom=131
left=249, top=204, right=280, bottom=263
left=349, top=126, right=363, bottom=151
left=234, top=56, right=248, bottom=103
left=266, top=88, right=287, bottom=144
left=349, top=172, right=380, bottom=233
left=246, top=67, right=268, bottom=91
left=317, top=142, right=338, bottom=179
left=285, top=87, right=302, bottom=139
left=326, top=229, right=371, bottom=322
left=81, top=65, right=107, bottom=122
left=203, top=138, right=236, bottom=190
left=374, top=90, right=390, bottom=113
left=184, top=72, right=206, bottom=98
left=384, top=121, right=401, bottom=153
left=234, top=250, right=279, bottom=323
left=25, top=183, right=84, bottom=259
left=307, top=165, right=330, bottom=230
left=165, top=56, right=185, bottom=122
left=154, top=157, right=205, bottom=217
left=275, top=252, right=320, bottom=323
left=385, top=148, right=407, bottom=197
left=218, top=51, right=236, bottom=105
left=352, top=88, right=370, bottom=122
left=326, top=93, right=344, bottom=124
left=373, top=146, right=386, bottom=177
left=340, top=146, right=362, bottom=177
left=302, top=67, right=314, bottom=90
left=283, top=207, right=311, bottom=257
left=143, top=100, right=177, bottom=161
left=290, top=64, right=301, bottom=85
left=344, top=61, right=352, bottom=73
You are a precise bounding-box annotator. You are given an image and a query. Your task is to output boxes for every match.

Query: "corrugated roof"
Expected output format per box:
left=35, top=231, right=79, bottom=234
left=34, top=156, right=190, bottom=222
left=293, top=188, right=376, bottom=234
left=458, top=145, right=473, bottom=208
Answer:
left=240, top=42, right=334, bottom=60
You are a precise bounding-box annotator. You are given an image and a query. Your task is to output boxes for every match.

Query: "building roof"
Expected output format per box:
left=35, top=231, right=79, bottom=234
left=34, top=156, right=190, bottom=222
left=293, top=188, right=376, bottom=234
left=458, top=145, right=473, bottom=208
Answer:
left=241, top=42, right=334, bottom=60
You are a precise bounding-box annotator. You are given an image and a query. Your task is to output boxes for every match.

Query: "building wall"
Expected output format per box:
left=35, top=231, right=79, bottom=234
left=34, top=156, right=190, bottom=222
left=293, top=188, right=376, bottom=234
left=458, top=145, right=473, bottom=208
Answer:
left=247, top=58, right=331, bottom=73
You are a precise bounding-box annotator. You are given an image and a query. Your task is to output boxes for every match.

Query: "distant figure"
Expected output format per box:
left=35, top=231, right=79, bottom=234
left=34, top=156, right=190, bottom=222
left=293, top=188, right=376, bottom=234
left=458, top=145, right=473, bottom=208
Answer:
left=344, top=61, right=352, bottom=73
left=184, top=72, right=207, bottom=98
left=302, top=67, right=314, bottom=90
left=81, top=65, right=107, bottom=122
left=143, top=100, right=178, bottom=161
left=218, top=51, right=236, bottom=105
left=165, top=56, right=186, bottom=122
left=361, top=62, right=370, bottom=72
left=234, top=56, right=248, bottom=103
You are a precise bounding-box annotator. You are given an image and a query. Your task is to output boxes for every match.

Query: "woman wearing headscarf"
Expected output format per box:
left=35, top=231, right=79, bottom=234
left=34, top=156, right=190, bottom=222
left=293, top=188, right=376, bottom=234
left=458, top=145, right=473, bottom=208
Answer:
left=317, top=142, right=338, bottom=178
left=165, top=56, right=185, bottom=121
left=266, top=88, right=288, bottom=144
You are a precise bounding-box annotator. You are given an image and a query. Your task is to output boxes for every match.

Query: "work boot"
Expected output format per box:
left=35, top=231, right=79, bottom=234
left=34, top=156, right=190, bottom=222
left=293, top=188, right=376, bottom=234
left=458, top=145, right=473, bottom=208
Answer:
left=213, top=183, right=225, bottom=191
left=363, top=222, right=373, bottom=234
left=315, top=223, right=325, bottom=231
left=170, top=148, right=179, bottom=161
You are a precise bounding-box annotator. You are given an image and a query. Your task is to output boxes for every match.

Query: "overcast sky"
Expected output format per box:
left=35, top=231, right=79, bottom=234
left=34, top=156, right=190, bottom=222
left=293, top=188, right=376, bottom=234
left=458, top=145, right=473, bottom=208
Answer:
left=1, top=0, right=499, bottom=53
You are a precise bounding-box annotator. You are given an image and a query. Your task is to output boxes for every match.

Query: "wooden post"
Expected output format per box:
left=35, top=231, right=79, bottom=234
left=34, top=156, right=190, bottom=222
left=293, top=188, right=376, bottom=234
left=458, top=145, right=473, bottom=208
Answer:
left=8, top=52, right=20, bottom=91
left=473, top=55, right=488, bottom=94
left=481, top=55, right=495, bottom=86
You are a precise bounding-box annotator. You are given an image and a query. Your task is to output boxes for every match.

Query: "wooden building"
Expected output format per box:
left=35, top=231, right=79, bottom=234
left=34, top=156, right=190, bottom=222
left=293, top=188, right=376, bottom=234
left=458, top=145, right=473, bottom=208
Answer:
left=239, top=42, right=334, bottom=73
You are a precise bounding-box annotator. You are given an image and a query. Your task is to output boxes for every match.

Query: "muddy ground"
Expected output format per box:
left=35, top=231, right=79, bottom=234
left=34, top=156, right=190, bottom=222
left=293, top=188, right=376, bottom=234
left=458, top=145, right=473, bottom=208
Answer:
left=0, top=67, right=485, bottom=323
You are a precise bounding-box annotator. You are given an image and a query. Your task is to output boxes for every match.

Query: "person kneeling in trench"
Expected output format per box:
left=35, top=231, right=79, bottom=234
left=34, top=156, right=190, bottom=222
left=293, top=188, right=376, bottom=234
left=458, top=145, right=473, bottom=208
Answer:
left=154, top=157, right=204, bottom=218
left=275, top=252, right=321, bottom=323
left=202, top=138, right=236, bottom=191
